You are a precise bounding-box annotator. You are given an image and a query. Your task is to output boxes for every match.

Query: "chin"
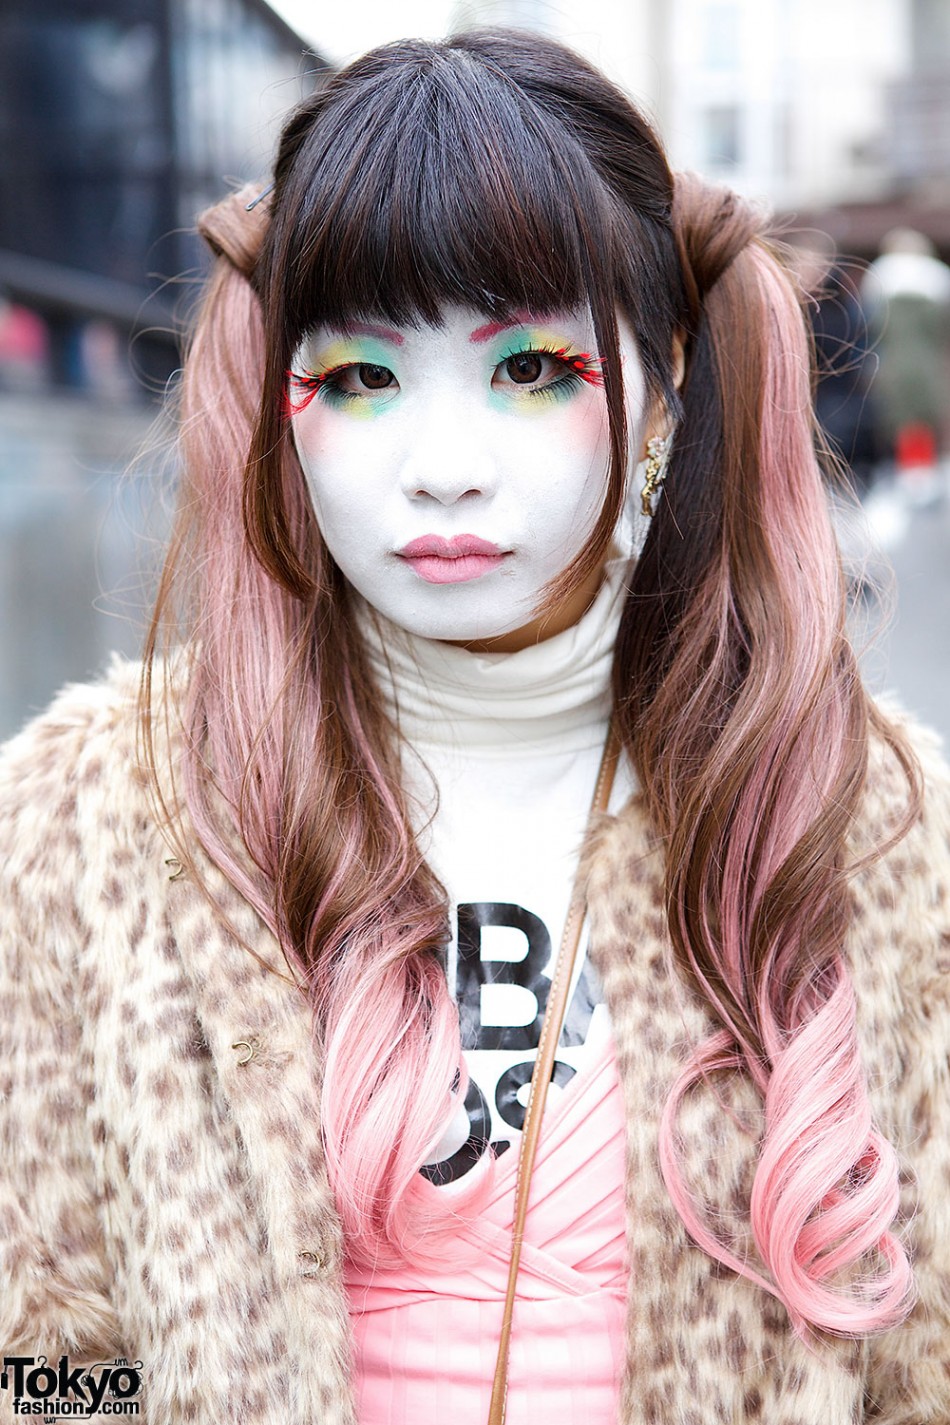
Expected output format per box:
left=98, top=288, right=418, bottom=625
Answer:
left=408, top=615, right=522, bottom=644
left=378, top=596, right=530, bottom=646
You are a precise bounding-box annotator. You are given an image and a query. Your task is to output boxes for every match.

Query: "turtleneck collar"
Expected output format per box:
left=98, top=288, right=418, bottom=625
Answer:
left=355, top=557, right=629, bottom=755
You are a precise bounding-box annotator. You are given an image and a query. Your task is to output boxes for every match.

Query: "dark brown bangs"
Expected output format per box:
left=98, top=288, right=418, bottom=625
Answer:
left=271, top=39, right=621, bottom=340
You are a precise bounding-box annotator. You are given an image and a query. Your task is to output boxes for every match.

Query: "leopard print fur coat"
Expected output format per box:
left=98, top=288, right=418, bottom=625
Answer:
left=1, top=658, right=948, bottom=1423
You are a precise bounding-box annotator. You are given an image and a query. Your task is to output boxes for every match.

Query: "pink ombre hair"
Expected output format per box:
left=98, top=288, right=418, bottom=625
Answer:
left=621, top=208, right=918, bottom=1334
left=142, top=33, right=920, bottom=1331
left=142, top=210, right=468, bottom=1266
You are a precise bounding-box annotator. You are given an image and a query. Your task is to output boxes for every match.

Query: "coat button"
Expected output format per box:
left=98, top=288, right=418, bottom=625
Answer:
left=299, top=1249, right=327, bottom=1274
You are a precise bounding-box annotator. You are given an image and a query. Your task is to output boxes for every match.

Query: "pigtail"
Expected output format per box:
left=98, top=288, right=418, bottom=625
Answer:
left=617, top=174, right=917, bottom=1335
left=142, top=185, right=468, bottom=1269
left=142, top=184, right=279, bottom=920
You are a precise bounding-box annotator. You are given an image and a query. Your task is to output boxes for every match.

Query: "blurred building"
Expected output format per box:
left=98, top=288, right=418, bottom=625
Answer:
left=432, top=0, right=949, bottom=257
left=883, top=0, right=950, bottom=237
left=889, top=0, right=950, bottom=190
left=657, top=0, right=950, bottom=257
left=0, top=0, right=328, bottom=391
left=662, top=0, right=908, bottom=207
left=0, top=0, right=326, bottom=738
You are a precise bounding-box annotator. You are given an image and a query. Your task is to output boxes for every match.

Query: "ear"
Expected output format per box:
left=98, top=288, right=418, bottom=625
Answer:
left=638, top=329, right=686, bottom=460
left=671, top=327, right=686, bottom=390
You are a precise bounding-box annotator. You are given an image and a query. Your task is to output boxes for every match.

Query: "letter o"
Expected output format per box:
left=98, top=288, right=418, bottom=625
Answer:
left=26, top=1365, right=57, bottom=1397
left=109, top=1367, right=141, bottom=1398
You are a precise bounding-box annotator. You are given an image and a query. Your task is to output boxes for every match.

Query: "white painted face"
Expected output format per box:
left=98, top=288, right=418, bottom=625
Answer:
left=290, top=305, right=648, bottom=649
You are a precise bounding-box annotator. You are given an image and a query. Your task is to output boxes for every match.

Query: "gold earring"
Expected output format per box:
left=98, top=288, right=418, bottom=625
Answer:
left=641, top=433, right=673, bottom=517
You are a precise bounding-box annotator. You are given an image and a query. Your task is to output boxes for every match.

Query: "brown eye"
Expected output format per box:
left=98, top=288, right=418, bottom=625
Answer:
left=358, top=363, right=394, bottom=389
left=505, top=353, right=544, bottom=384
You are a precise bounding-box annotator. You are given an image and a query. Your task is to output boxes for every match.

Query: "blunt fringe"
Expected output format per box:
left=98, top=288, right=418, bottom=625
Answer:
left=142, top=28, right=920, bottom=1335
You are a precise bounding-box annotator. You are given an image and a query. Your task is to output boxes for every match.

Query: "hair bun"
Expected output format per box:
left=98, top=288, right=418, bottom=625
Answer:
left=197, top=182, right=271, bottom=279
left=672, top=172, right=762, bottom=317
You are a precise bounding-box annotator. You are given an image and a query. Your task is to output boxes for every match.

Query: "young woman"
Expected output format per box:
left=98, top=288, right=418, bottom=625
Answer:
left=2, top=29, right=949, bottom=1425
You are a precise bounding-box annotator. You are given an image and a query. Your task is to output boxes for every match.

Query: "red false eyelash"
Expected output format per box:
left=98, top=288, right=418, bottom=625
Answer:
left=283, top=366, right=344, bottom=418
left=551, top=346, right=606, bottom=387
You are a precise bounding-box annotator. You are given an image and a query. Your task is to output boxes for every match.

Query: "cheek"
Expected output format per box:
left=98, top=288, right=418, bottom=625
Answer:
left=291, top=411, right=386, bottom=522
left=573, top=394, right=611, bottom=479
left=529, top=398, right=610, bottom=522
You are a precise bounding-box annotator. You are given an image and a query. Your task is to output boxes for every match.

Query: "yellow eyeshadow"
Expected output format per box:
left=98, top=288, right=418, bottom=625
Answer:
left=301, top=338, right=361, bottom=371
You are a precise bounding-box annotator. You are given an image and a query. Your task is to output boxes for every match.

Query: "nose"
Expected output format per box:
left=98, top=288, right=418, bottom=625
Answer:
left=397, top=402, right=497, bottom=505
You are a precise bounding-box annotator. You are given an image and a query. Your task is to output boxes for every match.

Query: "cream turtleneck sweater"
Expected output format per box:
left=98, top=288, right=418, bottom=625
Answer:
left=357, top=560, right=635, bottom=1184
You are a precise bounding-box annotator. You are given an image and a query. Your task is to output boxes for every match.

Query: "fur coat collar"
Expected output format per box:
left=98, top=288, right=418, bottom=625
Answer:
left=1, top=658, right=949, bottom=1423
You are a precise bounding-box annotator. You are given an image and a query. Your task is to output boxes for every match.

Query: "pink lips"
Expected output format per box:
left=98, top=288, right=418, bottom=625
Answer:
left=397, top=534, right=507, bottom=584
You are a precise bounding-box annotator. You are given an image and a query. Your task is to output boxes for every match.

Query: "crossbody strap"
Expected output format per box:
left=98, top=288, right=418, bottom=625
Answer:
left=487, top=722, right=622, bottom=1425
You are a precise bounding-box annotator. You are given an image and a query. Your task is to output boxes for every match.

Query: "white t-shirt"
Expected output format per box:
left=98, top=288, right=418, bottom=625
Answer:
left=357, top=560, right=636, bottom=1186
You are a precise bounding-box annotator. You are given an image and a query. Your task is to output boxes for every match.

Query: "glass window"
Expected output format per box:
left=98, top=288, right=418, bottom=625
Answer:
left=703, top=104, right=742, bottom=169
left=702, top=2, right=741, bottom=71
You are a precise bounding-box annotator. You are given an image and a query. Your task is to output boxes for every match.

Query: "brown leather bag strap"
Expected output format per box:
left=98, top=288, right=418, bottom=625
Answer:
left=487, top=722, right=622, bottom=1425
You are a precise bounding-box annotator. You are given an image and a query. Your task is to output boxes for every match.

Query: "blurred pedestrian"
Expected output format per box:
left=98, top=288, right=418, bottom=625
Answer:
left=863, top=227, right=950, bottom=496
left=0, top=291, right=49, bottom=391
left=795, top=235, right=879, bottom=495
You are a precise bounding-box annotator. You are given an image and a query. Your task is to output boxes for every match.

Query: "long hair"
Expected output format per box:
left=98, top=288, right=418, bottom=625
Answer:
left=143, top=29, right=918, bottom=1333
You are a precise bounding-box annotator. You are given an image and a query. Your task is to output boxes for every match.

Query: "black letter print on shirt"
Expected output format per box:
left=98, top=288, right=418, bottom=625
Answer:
left=426, top=902, right=601, bottom=1184
left=494, top=1059, right=576, bottom=1132
left=419, top=1077, right=495, bottom=1186
left=456, top=902, right=551, bottom=1051
left=456, top=900, right=601, bottom=1052
left=455, top=901, right=593, bottom=1132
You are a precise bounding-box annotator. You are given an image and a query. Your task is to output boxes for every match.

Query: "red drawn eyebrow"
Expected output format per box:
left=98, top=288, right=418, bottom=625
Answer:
left=468, top=312, right=556, bottom=344
left=327, top=322, right=405, bottom=346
